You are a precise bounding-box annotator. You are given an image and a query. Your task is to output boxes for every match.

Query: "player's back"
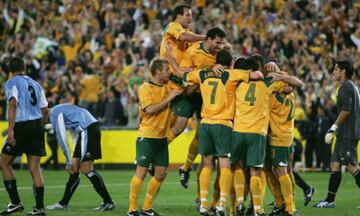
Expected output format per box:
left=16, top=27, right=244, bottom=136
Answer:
left=186, top=68, right=249, bottom=126
left=234, top=77, right=286, bottom=136
left=50, top=103, right=97, bottom=131
left=268, top=92, right=295, bottom=146
left=5, top=75, right=47, bottom=122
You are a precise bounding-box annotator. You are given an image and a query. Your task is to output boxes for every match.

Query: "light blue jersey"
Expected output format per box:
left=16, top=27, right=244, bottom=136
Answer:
left=50, top=104, right=97, bottom=165
left=5, top=75, right=48, bottom=122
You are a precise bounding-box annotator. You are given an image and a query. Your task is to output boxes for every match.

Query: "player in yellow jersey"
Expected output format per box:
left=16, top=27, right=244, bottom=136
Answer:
left=231, top=56, right=303, bottom=216
left=166, top=27, right=227, bottom=211
left=159, top=4, right=206, bottom=90
left=169, top=27, right=227, bottom=187
left=127, top=59, right=182, bottom=216
left=183, top=50, right=263, bottom=216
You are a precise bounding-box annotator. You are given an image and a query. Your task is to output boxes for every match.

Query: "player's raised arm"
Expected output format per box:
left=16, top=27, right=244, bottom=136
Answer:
left=170, top=5, right=205, bottom=42
left=268, top=72, right=304, bottom=88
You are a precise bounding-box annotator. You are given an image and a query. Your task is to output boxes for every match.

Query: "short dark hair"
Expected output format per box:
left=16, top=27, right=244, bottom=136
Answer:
left=206, top=27, right=227, bottom=40
left=150, top=58, right=168, bottom=76
left=8, top=56, right=25, bottom=73
left=250, top=54, right=265, bottom=68
left=337, top=60, right=354, bottom=79
left=216, top=50, right=232, bottom=67
left=244, top=58, right=260, bottom=71
left=234, top=57, right=247, bottom=69
left=172, top=4, right=191, bottom=21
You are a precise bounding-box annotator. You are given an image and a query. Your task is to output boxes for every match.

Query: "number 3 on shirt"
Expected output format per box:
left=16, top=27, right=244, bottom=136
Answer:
left=208, top=81, right=218, bottom=104
left=245, top=83, right=256, bottom=106
left=28, top=85, right=37, bottom=106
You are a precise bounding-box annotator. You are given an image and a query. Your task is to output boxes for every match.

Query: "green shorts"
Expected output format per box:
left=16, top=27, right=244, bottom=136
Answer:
left=269, top=145, right=289, bottom=167
left=231, top=132, right=266, bottom=167
left=199, top=123, right=232, bottom=157
left=172, top=93, right=202, bottom=118
left=136, top=137, right=168, bottom=167
left=288, top=142, right=295, bottom=154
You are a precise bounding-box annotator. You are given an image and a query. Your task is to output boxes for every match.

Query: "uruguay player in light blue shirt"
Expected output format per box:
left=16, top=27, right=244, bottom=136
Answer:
left=46, top=103, right=114, bottom=211
left=1, top=57, right=48, bottom=215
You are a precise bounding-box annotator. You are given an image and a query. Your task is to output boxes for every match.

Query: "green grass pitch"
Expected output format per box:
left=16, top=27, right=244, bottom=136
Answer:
left=0, top=170, right=359, bottom=215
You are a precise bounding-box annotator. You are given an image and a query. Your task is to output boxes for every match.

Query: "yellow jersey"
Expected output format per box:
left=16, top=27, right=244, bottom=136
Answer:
left=234, top=77, right=287, bottom=136
left=138, top=81, right=171, bottom=138
left=268, top=92, right=295, bottom=147
left=180, top=42, right=216, bottom=70
left=184, top=69, right=250, bottom=127
left=160, top=22, right=192, bottom=90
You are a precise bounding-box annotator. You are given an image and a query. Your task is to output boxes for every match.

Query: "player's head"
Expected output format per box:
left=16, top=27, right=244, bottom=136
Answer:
left=173, top=4, right=192, bottom=28
left=206, top=27, right=227, bottom=54
left=333, top=60, right=354, bottom=80
left=234, top=57, right=247, bottom=69
left=250, top=54, right=265, bottom=70
left=244, top=57, right=260, bottom=72
left=150, top=58, right=170, bottom=82
left=8, top=56, right=25, bottom=74
left=216, top=50, right=232, bottom=68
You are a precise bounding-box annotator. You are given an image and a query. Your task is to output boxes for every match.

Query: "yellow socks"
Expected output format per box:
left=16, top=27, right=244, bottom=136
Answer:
left=234, top=168, right=245, bottom=205
left=219, top=168, right=232, bottom=207
left=267, top=171, right=283, bottom=207
left=142, top=177, right=162, bottom=210
left=289, top=171, right=296, bottom=207
left=279, top=175, right=295, bottom=214
left=260, top=170, right=267, bottom=197
left=250, top=176, right=264, bottom=214
left=182, top=138, right=199, bottom=172
left=210, top=170, right=220, bottom=208
left=129, top=176, right=143, bottom=212
left=199, top=167, right=212, bottom=207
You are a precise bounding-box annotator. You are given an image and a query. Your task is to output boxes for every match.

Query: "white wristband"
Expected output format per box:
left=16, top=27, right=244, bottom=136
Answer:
left=330, top=124, right=338, bottom=132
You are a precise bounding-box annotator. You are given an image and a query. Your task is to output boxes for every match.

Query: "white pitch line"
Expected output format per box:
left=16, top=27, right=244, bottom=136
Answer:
left=0, top=181, right=196, bottom=191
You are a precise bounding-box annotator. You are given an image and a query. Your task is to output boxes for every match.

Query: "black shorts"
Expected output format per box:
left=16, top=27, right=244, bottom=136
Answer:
left=2, top=119, right=46, bottom=157
left=331, top=139, right=358, bottom=166
left=73, top=122, right=102, bottom=162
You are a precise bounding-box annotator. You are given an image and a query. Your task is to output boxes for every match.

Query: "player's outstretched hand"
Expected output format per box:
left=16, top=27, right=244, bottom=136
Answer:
left=212, top=64, right=224, bottom=75
left=166, top=42, right=174, bottom=57
left=7, top=129, right=16, bottom=145
left=264, top=62, right=280, bottom=73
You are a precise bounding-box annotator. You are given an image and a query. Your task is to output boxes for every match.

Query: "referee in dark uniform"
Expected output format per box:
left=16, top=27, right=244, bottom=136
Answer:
left=314, top=60, right=360, bottom=208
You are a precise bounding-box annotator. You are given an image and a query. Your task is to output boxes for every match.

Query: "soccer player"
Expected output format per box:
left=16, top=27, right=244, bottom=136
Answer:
left=0, top=56, right=48, bottom=215
left=175, top=27, right=227, bottom=188
left=267, top=84, right=303, bottom=216
left=127, top=58, right=182, bottom=216
left=231, top=56, right=302, bottom=216
left=159, top=4, right=205, bottom=87
left=314, top=60, right=360, bottom=208
left=167, top=27, right=227, bottom=199
left=46, top=104, right=115, bottom=211
left=183, top=50, right=263, bottom=216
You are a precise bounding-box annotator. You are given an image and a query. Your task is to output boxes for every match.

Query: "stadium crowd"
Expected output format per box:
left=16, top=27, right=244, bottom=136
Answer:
left=0, top=0, right=359, bottom=170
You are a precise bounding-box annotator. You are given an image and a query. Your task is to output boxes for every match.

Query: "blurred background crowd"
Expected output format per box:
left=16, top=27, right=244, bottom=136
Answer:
left=0, top=0, right=359, bottom=170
